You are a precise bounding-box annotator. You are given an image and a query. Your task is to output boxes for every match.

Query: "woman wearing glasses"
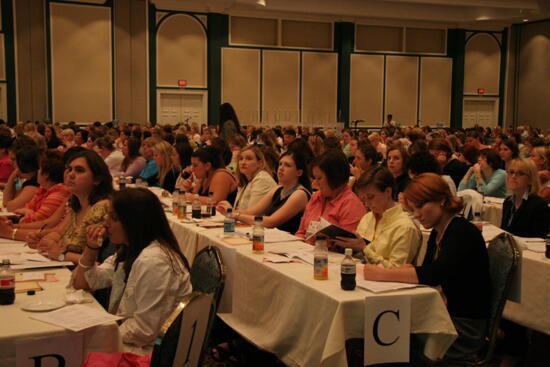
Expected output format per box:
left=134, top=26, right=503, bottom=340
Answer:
left=501, top=158, right=550, bottom=238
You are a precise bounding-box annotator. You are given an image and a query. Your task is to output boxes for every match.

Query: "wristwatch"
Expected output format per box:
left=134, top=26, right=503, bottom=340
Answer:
left=57, top=253, right=66, bottom=262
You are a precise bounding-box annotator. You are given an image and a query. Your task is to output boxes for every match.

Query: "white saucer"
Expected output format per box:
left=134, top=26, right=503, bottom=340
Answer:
left=21, top=300, right=66, bottom=312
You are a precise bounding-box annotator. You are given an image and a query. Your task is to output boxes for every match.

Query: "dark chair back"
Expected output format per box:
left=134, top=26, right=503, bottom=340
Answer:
left=190, top=246, right=226, bottom=308
left=480, top=232, right=520, bottom=365
left=150, top=291, right=214, bottom=367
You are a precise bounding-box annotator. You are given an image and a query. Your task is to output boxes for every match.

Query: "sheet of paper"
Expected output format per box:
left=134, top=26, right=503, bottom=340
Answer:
left=263, top=255, right=294, bottom=263
left=15, top=280, right=42, bottom=293
left=0, top=246, right=34, bottom=254
left=0, top=211, right=17, bottom=216
left=263, top=228, right=301, bottom=243
left=513, top=236, right=546, bottom=253
left=17, top=272, right=45, bottom=281
left=356, top=278, right=419, bottom=293
left=22, top=253, right=51, bottom=262
left=30, top=304, right=123, bottom=332
left=484, top=197, right=505, bottom=205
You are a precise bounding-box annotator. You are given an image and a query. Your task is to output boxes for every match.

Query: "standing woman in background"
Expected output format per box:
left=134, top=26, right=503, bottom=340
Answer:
left=219, top=102, right=243, bottom=141
left=152, top=141, right=180, bottom=193
left=386, top=142, right=411, bottom=199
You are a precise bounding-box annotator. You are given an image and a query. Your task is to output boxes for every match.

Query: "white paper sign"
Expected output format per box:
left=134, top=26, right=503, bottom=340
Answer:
left=16, top=333, right=83, bottom=367
left=364, top=294, right=411, bottom=366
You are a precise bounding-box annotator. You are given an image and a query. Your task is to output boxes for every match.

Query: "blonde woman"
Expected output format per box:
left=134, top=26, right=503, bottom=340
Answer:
left=231, top=145, right=276, bottom=210
left=308, top=135, right=325, bottom=157
left=501, top=158, right=550, bottom=238
left=152, top=141, right=180, bottom=193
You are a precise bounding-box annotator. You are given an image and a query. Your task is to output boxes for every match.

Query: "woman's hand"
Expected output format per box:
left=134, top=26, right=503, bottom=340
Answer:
left=7, top=169, right=21, bottom=182
left=0, top=218, right=14, bottom=238
left=332, top=232, right=366, bottom=251
left=14, top=208, right=33, bottom=216
left=216, top=201, right=232, bottom=216
left=363, top=264, right=387, bottom=281
left=37, top=232, right=63, bottom=259
left=473, top=163, right=482, bottom=176
left=86, top=224, right=106, bottom=249
left=350, top=164, right=363, bottom=179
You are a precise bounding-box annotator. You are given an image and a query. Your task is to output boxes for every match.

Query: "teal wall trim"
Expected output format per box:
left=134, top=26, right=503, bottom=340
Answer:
left=207, top=13, right=228, bottom=127
left=335, top=22, right=353, bottom=127
left=498, top=28, right=508, bottom=127
left=2, top=0, right=16, bottom=122
left=448, top=29, right=465, bottom=128
left=148, top=1, right=157, bottom=124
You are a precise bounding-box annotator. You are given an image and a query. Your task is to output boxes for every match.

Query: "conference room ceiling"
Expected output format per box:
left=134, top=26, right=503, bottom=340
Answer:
left=151, top=0, right=550, bottom=27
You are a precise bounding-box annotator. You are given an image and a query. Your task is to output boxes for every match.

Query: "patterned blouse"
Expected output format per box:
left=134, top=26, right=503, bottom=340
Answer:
left=61, top=200, right=109, bottom=254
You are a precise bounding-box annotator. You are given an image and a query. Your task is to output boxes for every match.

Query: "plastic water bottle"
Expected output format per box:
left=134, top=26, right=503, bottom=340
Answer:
left=192, top=194, right=202, bottom=219
left=208, top=192, right=216, bottom=217
left=178, top=193, right=187, bottom=220
left=252, top=216, right=265, bottom=254
left=0, top=259, right=15, bottom=305
left=340, top=248, right=356, bottom=290
left=314, top=236, right=328, bottom=280
left=172, top=189, right=180, bottom=217
left=224, top=208, right=235, bottom=235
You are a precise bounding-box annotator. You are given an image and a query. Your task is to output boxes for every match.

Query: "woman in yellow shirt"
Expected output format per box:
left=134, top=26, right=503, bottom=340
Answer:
left=333, top=167, right=421, bottom=268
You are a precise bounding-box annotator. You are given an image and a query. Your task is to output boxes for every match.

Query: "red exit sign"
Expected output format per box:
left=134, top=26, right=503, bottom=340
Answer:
left=178, top=80, right=187, bottom=88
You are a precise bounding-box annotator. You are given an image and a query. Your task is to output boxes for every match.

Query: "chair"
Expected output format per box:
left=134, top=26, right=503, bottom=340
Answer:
left=150, top=291, right=214, bottom=367
left=189, top=246, right=227, bottom=363
left=457, top=189, right=484, bottom=220
left=190, top=246, right=226, bottom=309
left=436, top=232, right=520, bottom=367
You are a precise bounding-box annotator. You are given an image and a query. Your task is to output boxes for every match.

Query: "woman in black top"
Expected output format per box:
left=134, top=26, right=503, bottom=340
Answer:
left=3, top=145, right=40, bottom=211
left=217, top=150, right=311, bottom=234
left=364, top=173, right=491, bottom=362
left=501, top=158, right=550, bottom=238
left=386, top=142, right=410, bottom=200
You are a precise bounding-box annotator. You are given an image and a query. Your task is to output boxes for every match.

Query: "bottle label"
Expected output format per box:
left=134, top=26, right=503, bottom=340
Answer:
left=0, top=278, right=14, bottom=287
left=341, top=263, right=356, bottom=275
left=252, top=235, right=264, bottom=252
left=314, top=257, right=328, bottom=279
left=224, top=222, right=235, bottom=233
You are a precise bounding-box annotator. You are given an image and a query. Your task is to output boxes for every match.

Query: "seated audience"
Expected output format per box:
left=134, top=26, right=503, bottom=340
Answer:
left=386, top=143, right=411, bottom=199
left=233, top=146, right=277, bottom=210
left=16, top=151, right=70, bottom=224
left=181, top=146, right=237, bottom=204
left=408, top=151, right=457, bottom=196
left=119, top=137, right=146, bottom=178
left=498, top=139, right=520, bottom=171
left=94, top=137, right=125, bottom=176
left=350, top=142, right=378, bottom=187
left=0, top=132, right=14, bottom=186
left=44, top=125, right=62, bottom=149
left=296, top=151, right=366, bottom=238
left=364, top=173, right=490, bottom=362
left=428, top=138, right=468, bottom=187
left=333, top=168, right=421, bottom=267
left=73, top=188, right=192, bottom=354
left=138, top=137, right=162, bottom=186
left=218, top=150, right=311, bottom=234
left=152, top=140, right=180, bottom=193
left=3, top=145, right=40, bottom=211
left=501, top=158, right=550, bottom=238
left=8, top=150, right=113, bottom=263
left=459, top=148, right=507, bottom=198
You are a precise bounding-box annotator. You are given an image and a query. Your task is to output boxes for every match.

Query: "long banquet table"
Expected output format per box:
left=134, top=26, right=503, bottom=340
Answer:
left=167, top=213, right=457, bottom=367
left=0, top=241, right=122, bottom=366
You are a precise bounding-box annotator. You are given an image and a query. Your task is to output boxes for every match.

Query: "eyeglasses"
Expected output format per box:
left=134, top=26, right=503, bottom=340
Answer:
left=507, top=169, right=527, bottom=177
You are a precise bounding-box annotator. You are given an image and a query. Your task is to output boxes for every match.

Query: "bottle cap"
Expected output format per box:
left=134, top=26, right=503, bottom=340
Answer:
left=254, top=216, right=262, bottom=222
left=345, top=248, right=353, bottom=256
left=227, top=208, right=233, bottom=213
left=27, top=290, right=36, bottom=295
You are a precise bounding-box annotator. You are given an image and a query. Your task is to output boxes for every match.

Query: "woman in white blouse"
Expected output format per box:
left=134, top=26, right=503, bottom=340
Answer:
left=231, top=145, right=276, bottom=210
left=73, top=188, right=192, bottom=354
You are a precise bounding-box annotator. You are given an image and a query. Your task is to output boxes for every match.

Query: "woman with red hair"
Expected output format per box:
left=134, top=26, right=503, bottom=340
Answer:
left=363, top=173, right=490, bottom=363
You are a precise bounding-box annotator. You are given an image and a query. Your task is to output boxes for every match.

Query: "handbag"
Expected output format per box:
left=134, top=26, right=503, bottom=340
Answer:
left=81, top=352, right=151, bottom=367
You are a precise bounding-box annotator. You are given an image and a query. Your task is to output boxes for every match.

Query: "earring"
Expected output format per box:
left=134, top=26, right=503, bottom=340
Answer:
left=440, top=202, right=445, bottom=207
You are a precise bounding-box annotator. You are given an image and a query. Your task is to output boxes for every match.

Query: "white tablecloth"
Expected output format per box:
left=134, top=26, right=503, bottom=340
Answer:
left=167, top=214, right=457, bottom=367
left=0, top=264, right=122, bottom=365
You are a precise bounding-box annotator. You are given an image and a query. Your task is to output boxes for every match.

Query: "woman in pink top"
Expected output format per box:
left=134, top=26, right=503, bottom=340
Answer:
left=0, top=133, right=14, bottom=185
left=296, top=151, right=366, bottom=239
left=16, top=151, right=70, bottom=224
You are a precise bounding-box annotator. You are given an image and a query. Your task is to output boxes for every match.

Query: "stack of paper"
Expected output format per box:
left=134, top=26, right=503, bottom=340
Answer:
left=356, top=278, right=420, bottom=293
left=514, top=236, right=547, bottom=253
left=31, top=304, right=123, bottom=332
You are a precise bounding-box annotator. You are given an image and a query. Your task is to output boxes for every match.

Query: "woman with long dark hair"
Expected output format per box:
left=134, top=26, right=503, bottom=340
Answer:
left=73, top=188, right=192, bottom=353
left=23, top=150, right=113, bottom=263
left=120, top=137, right=146, bottom=178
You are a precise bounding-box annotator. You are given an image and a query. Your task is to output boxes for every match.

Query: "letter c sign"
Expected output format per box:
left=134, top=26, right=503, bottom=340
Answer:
left=373, top=309, right=400, bottom=346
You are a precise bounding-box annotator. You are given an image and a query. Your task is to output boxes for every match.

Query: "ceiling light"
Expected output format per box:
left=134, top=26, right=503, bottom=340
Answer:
left=522, top=19, right=529, bottom=22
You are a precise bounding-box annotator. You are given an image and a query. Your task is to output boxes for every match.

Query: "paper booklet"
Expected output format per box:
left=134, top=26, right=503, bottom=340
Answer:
left=306, top=217, right=356, bottom=241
